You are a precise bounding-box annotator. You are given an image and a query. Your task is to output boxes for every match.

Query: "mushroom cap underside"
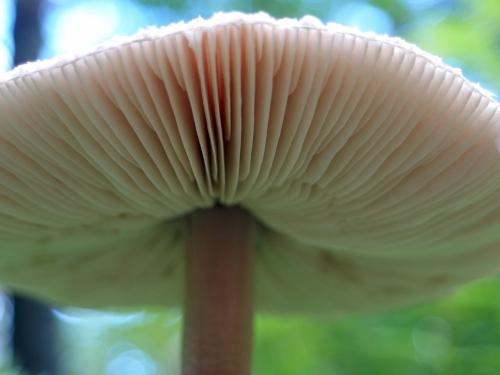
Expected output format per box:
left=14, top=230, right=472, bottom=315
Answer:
left=1, top=12, right=500, bottom=314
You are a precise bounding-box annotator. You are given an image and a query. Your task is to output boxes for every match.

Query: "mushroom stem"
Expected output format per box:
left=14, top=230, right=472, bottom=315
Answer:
left=182, top=207, right=254, bottom=375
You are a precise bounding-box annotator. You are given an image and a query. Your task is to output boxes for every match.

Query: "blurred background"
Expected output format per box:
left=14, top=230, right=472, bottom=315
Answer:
left=1, top=0, right=500, bottom=374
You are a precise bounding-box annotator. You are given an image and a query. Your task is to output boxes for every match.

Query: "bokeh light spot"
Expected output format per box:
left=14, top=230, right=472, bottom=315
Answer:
left=332, top=2, right=394, bottom=34
left=106, top=345, right=158, bottom=375
left=412, top=316, right=452, bottom=363
left=48, top=1, right=119, bottom=54
left=0, top=0, right=13, bottom=71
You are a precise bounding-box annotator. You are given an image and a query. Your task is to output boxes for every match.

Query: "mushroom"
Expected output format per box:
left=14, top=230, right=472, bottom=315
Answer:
left=1, top=11, right=500, bottom=375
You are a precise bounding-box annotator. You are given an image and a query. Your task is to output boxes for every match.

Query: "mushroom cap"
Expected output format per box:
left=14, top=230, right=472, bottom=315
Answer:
left=1, top=12, right=500, bottom=314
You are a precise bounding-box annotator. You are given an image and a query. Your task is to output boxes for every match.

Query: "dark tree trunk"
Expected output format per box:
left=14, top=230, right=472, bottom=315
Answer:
left=12, top=296, right=58, bottom=375
left=13, top=0, right=43, bottom=66
left=11, top=1, right=58, bottom=375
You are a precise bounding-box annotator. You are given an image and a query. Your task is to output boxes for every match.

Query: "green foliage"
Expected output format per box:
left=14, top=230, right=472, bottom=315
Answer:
left=134, top=0, right=187, bottom=10
left=59, top=279, right=500, bottom=374
left=368, top=0, right=412, bottom=25
left=406, top=0, right=500, bottom=92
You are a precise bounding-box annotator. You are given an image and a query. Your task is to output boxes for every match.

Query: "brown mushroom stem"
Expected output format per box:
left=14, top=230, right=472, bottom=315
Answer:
left=182, top=207, right=255, bottom=375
